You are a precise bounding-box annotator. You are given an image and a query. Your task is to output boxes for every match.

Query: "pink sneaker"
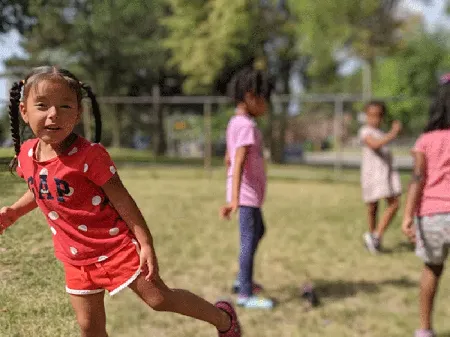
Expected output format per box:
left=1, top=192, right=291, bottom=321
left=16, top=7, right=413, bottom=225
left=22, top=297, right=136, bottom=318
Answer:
left=215, top=301, right=241, bottom=337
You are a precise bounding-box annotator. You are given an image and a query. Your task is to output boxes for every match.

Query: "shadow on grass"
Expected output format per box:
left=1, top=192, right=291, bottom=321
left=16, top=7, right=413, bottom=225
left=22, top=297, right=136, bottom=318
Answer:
left=382, top=241, right=415, bottom=254
left=275, top=277, right=417, bottom=304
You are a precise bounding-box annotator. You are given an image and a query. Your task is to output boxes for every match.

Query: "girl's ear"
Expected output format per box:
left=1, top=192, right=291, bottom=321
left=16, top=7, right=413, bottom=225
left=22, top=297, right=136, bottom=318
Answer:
left=19, top=102, right=29, bottom=123
left=244, top=92, right=255, bottom=103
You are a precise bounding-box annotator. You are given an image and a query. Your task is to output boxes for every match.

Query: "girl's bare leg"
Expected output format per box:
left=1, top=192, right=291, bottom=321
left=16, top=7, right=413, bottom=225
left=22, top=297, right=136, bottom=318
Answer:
left=129, top=274, right=231, bottom=332
left=375, top=196, right=400, bottom=239
left=367, top=201, right=378, bottom=233
left=69, top=292, right=109, bottom=337
left=419, top=264, right=443, bottom=331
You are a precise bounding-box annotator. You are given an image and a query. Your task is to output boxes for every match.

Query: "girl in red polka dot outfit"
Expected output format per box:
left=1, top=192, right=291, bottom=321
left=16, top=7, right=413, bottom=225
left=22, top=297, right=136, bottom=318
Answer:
left=0, top=66, right=241, bottom=337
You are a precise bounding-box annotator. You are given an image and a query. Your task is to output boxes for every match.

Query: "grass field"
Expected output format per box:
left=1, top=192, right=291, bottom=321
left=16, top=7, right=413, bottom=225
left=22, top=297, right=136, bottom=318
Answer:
left=1, top=165, right=450, bottom=337
left=0, top=145, right=413, bottom=162
left=0, top=147, right=224, bottom=167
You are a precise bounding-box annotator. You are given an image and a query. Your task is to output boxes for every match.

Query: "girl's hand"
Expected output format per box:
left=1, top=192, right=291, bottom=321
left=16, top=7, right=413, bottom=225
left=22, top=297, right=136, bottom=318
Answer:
left=220, top=201, right=238, bottom=220
left=139, top=244, right=159, bottom=281
left=391, top=120, right=402, bottom=135
left=402, top=216, right=416, bottom=243
left=224, top=151, right=231, bottom=168
left=0, top=207, right=18, bottom=234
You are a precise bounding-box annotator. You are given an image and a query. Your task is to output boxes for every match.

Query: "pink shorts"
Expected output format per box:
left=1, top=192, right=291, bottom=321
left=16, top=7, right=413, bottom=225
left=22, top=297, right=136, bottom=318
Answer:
left=64, top=239, right=141, bottom=296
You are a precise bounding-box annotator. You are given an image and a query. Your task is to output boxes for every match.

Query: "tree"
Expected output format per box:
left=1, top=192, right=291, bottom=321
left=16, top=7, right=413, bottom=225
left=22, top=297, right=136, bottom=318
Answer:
left=5, top=0, right=176, bottom=154
left=287, top=0, right=418, bottom=94
left=0, top=0, right=32, bottom=34
left=163, top=0, right=301, bottom=163
left=372, top=29, right=450, bottom=134
left=163, top=0, right=261, bottom=94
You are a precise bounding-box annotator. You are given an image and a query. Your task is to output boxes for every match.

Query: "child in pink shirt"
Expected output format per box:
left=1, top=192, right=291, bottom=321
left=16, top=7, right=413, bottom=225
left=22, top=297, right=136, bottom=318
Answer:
left=220, top=67, right=274, bottom=309
left=402, top=74, right=450, bottom=337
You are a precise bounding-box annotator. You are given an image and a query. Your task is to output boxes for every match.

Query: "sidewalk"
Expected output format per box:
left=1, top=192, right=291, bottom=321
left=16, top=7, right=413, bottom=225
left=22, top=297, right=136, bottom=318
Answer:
left=297, top=152, right=413, bottom=170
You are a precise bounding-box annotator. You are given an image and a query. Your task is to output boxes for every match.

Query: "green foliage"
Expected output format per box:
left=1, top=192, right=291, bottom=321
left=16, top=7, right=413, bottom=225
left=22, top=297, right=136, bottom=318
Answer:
left=3, top=0, right=450, bottom=148
left=163, top=0, right=300, bottom=94
left=289, top=0, right=404, bottom=62
left=0, top=110, right=8, bottom=144
left=211, top=107, right=234, bottom=141
left=4, top=0, right=176, bottom=153
left=287, top=0, right=413, bottom=93
left=6, top=0, right=169, bottom=95
left=0, top=0, right=32, bottom=34
left=373, top=31, right=450, bottom=133
left=163, top=0, right=260, bottom=93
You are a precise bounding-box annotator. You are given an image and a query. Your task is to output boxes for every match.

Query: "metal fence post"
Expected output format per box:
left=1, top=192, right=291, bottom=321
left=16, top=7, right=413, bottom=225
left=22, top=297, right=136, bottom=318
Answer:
left=334, top=97, right=344, bottom=178
left=204, top=100, right=212, bottom=177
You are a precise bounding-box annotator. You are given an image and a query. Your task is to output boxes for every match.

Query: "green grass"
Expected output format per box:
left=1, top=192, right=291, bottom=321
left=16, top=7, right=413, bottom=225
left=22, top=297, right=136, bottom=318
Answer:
left=0, top=147, right=224, bottom=167
left=0, top=145, right=413, bottom=162
left=1, top=166, right=449, bottom=337
left=0, top=147, right=12, bottom=159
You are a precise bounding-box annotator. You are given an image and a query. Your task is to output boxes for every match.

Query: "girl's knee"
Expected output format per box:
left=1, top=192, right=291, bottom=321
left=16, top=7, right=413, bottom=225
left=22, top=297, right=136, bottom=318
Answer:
left=367, top=202, right=378, bottom=214
left=76, top=316, right=106, bottom=336
left=143, top=279, right=173, bottom=311
left=388, top=197, right=400, bottom=210
left=150, top=290, right=171, bottom=311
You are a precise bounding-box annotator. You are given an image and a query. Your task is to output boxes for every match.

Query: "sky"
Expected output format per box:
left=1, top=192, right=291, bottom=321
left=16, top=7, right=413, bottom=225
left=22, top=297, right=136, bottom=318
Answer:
left=0, top=0, right=449, bottom=103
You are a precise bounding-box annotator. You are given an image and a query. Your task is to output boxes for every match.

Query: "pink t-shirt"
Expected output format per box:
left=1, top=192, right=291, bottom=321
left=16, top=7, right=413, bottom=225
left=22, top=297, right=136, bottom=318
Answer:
left=16, top=136, right=135, bottom=266
left=414, top=130, right=450, bottom=216
left=226, top=114, right=266, bottom=208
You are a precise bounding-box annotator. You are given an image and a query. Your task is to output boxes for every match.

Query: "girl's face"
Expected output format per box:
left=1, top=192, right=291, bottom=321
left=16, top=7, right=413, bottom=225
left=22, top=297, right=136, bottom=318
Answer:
left=20, top=79, right=82, bottom=145
left=365, top=104, right=384, bottom=128
left=244, top=92, right=267, bottom=117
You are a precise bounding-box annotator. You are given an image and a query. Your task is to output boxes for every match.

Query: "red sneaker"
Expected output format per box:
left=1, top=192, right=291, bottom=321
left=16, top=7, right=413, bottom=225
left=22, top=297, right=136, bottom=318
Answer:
left=215, top=301, right=241, bottom=337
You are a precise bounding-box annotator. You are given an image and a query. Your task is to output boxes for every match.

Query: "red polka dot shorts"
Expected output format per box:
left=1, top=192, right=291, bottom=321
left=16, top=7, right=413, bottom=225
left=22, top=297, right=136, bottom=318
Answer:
left=64, top=239, right=141, bottom=296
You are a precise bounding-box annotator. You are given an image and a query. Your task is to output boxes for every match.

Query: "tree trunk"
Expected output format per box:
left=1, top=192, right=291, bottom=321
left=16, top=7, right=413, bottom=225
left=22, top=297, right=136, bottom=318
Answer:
left=270, top=104, right=288, bottom=164
left=270, top=70, right=289, bottom=164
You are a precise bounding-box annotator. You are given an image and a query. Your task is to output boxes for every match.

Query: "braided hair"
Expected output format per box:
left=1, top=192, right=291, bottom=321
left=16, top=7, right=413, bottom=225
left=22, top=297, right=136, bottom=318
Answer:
left=424, top=78, right=450, bottom=133
left=228, top=67, right=273, bottom=105
left=8, top=66, right=102, bottom=173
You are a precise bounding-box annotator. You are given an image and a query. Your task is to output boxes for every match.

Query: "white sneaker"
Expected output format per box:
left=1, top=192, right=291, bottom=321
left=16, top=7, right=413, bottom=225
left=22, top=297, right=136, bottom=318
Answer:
left=415, top=329, right=436, bottom=337
left=363, top=232, right=379, bottom=254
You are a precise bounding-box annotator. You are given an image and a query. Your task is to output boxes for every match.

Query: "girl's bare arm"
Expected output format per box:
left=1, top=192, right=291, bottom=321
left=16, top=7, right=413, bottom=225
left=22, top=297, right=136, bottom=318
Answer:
left=363, top=132, right=398, bottom=151
left=101, top=175, right=154, bottom=248
left=403, top=151, right=426, bottom=220
left=0, top=190, right=37, bottom=233
left=10, top=189, right=38, bottom=218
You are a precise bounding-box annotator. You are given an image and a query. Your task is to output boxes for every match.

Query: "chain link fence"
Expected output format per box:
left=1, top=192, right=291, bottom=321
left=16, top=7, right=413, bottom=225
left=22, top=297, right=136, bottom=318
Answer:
left=0, top=92, right=430, bottom=173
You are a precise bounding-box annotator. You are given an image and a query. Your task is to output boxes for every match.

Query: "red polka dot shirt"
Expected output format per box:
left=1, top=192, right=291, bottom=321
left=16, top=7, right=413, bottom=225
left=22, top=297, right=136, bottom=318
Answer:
left=16, top=136, right=135, bottom=266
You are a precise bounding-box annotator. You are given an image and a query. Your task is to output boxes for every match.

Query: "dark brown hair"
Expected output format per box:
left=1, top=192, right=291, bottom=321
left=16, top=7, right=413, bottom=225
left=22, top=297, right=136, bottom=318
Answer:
left=8, top=66, right=101, bottom=172
left=424, top=81, right=450, bottom=133
left=364, top=100, right=387, bottom=116
left=228, top=67, right=273, bottom=104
